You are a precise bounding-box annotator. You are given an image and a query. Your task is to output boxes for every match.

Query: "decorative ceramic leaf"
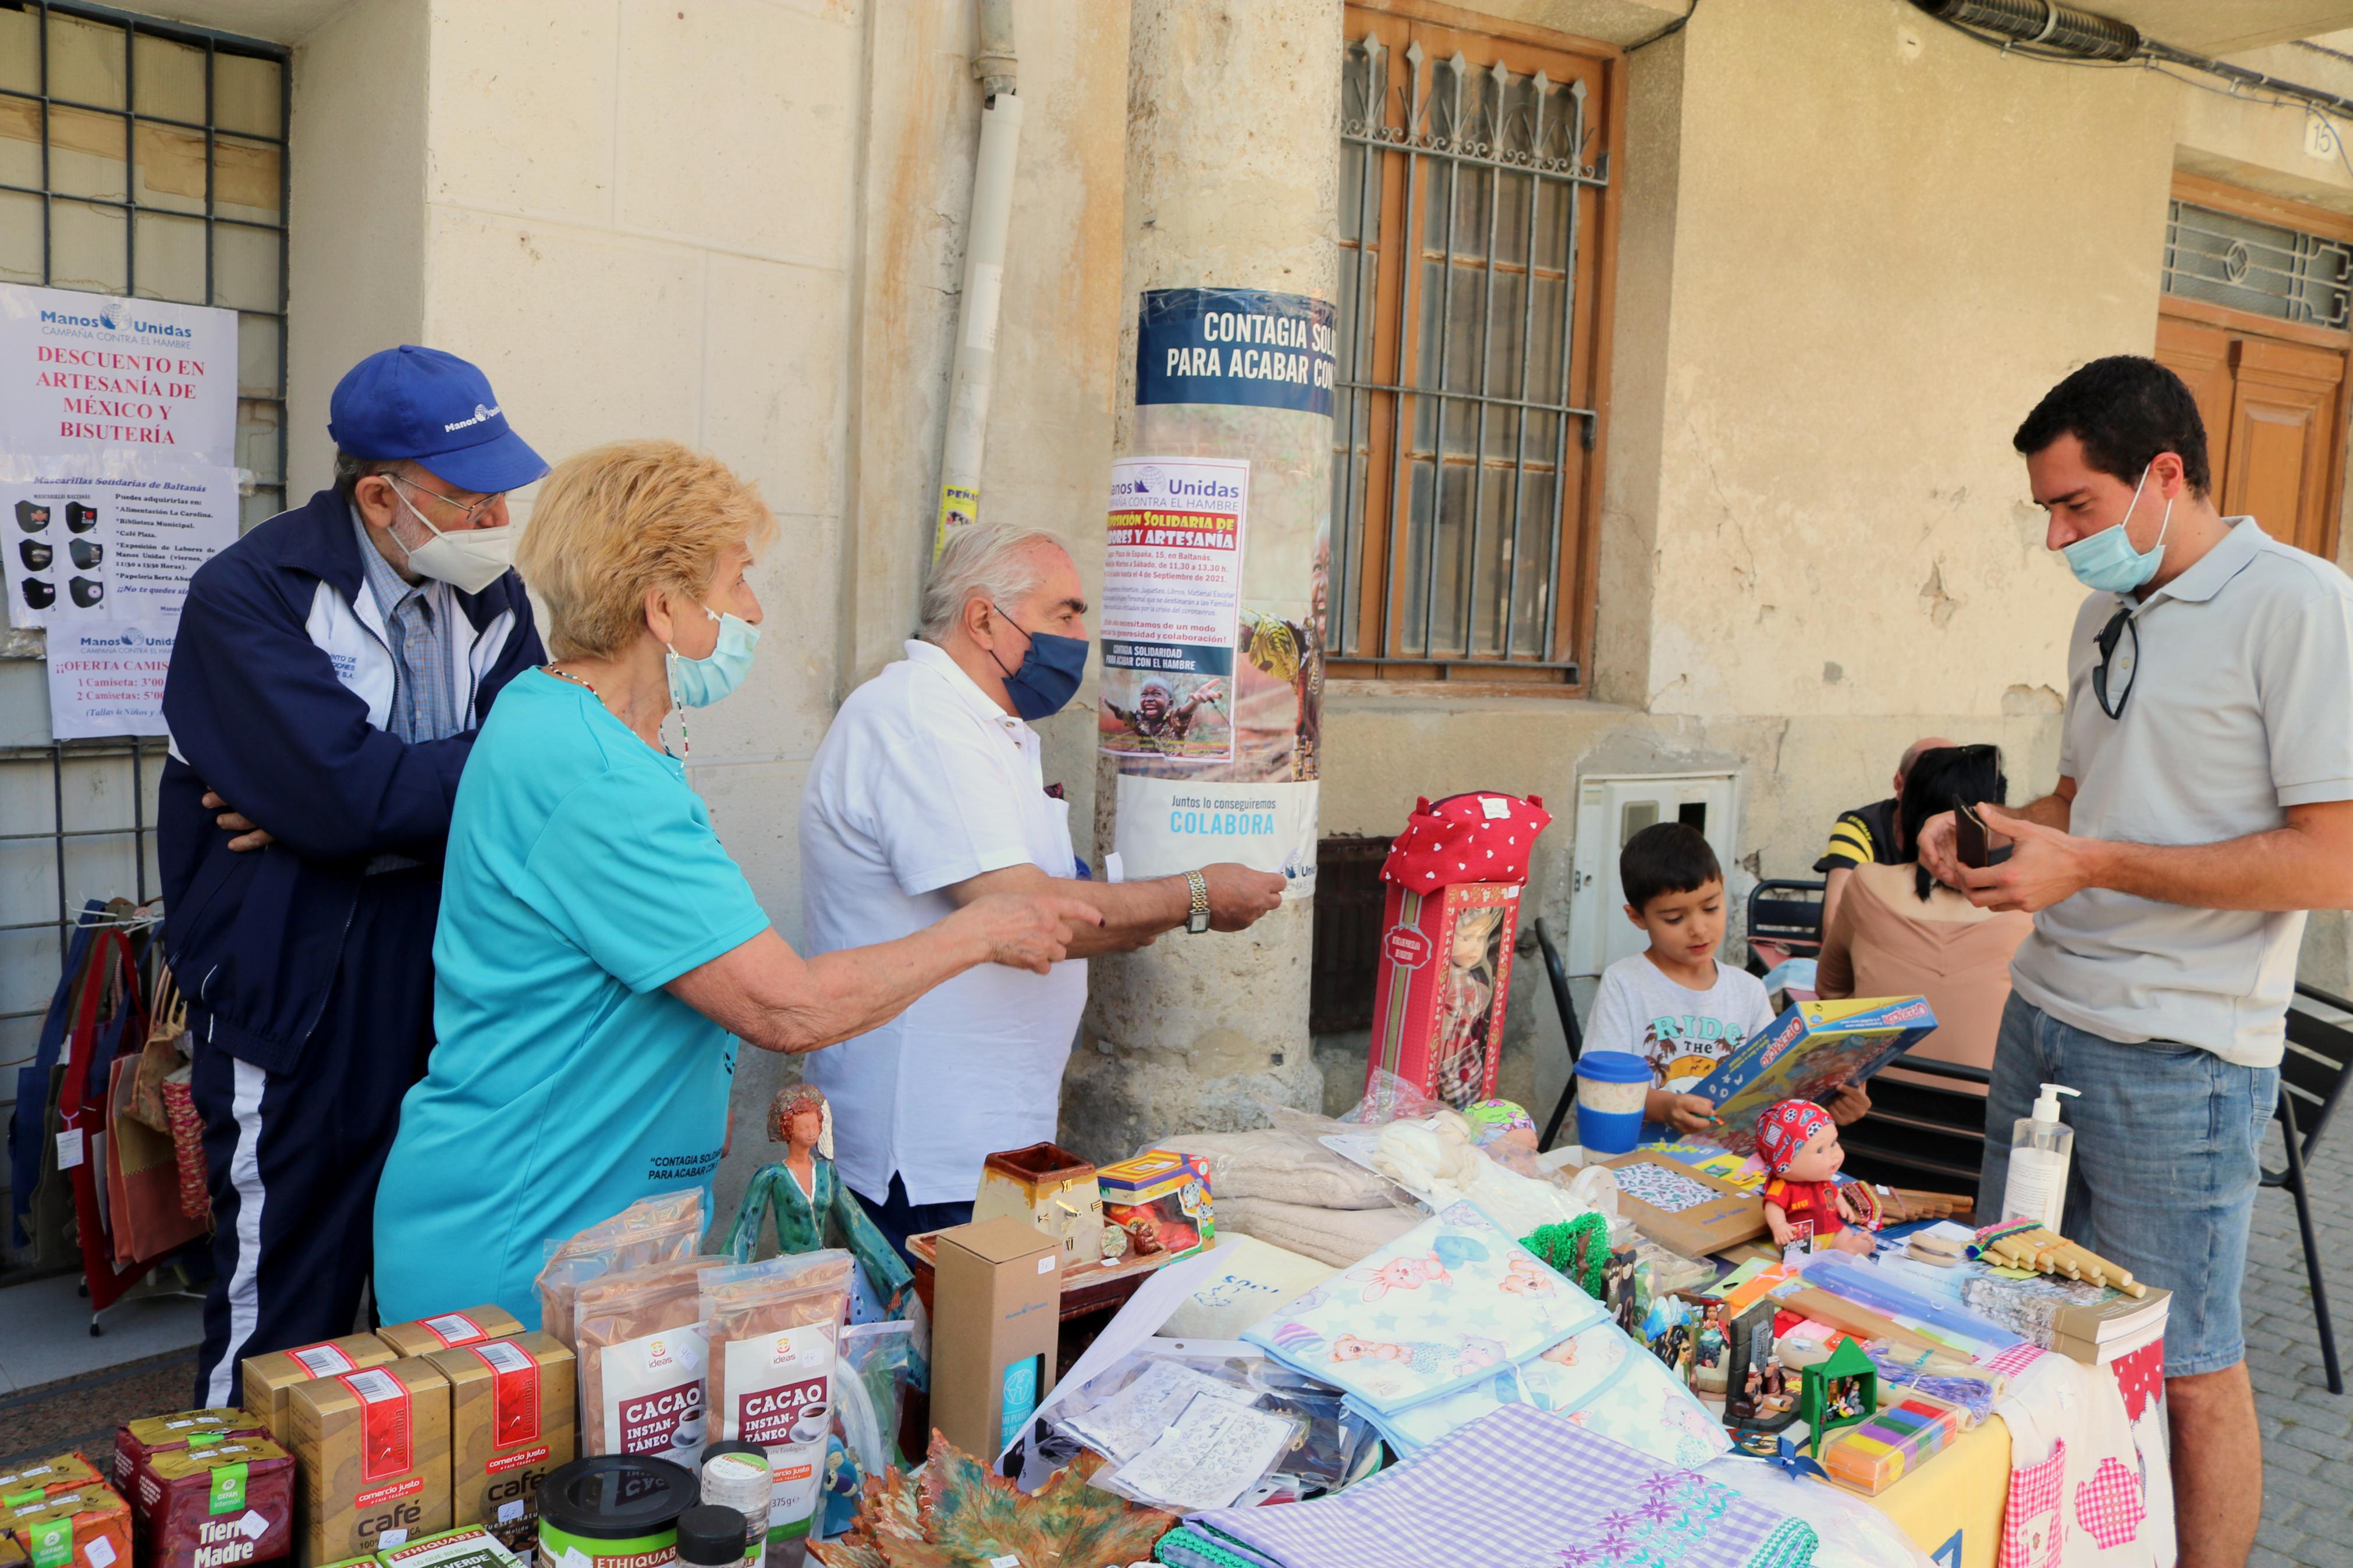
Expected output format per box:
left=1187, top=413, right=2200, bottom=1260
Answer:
left=920, top=1432, right=1176, bottom=1568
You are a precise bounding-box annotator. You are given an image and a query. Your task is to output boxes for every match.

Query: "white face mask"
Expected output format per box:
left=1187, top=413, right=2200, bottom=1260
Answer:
left=386, top=479, right=513, bottom=594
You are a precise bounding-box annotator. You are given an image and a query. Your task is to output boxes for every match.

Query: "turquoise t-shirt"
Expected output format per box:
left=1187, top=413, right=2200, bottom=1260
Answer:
left=372, top=669, right=772, bottom=1323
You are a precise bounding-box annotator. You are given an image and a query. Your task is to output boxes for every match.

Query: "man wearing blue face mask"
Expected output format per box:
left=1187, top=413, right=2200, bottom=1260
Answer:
left=800, top=522, right=1286, bottom=1256
left=1918, top=355, right=2353, bottom=1568
left=160, top=344, right=548, bottom=1405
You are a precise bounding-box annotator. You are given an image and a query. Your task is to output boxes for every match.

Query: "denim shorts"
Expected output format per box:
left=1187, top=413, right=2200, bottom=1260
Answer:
left=1976, top=994, right=2279, bottom=1378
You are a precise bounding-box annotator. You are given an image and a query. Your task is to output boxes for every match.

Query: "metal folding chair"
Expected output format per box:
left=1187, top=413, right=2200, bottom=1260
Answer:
left=2273, top=982, right=2353, bottom=1395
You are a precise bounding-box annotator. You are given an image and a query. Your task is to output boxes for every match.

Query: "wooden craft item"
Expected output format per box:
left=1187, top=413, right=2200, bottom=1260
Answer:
left=1598, top=1150, right=1768, bottom=1259
left=1779, top=1286, right=1945, bottom=1358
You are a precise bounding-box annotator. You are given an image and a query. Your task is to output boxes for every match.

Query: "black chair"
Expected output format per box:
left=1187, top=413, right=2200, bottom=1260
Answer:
left=2273, top=982, right=2353, bottom=1395
left=1532, top=919, right=1585, bottom=1152
left=1837, top=1054, right=1990, bottom=1196
left=1745, top=878, right=1827, bottom=970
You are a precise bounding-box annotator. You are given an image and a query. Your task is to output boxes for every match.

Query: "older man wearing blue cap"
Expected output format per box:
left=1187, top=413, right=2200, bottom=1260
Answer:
left=159, top=346, right=549, bottom=1403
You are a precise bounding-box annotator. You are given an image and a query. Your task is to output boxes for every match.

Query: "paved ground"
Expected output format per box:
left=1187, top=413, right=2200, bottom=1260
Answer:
left=2245, top=1115, right=2353, bottom=1568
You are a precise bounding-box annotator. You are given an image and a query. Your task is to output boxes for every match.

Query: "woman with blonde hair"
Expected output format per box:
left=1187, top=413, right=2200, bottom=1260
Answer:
left=373, top=440, right=1094, bottom=1321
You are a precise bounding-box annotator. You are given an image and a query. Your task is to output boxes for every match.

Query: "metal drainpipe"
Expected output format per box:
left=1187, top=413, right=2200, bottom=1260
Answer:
left=934, top=0, right=1023, bottom=554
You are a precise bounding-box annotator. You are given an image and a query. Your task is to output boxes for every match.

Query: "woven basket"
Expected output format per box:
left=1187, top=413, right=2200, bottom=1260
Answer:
left=159, top=1066, right=210, bottom=1221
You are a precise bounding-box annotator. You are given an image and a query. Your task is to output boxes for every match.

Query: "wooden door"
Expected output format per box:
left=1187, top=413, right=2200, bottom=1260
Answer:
left=2155, top=312, right=2347, bottom=560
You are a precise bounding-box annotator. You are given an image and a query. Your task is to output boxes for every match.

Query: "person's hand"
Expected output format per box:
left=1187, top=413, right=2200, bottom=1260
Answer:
left=1825, top=1083, right=1872, bottom=1125
left=1915, top=808, right=1960, bottom=887
left=201, top=791, right=274, bottom=851
left=954, top=891, right=1102, bottom=973
left=1199, top=863, right=1285, bottom=931
left=1644, top=1087, right=1719, bottom=1135
left=1955, top=804, right=2096, bottom=913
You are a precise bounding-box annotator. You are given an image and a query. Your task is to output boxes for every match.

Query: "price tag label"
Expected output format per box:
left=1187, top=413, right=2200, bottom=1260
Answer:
left=54, top=1128, right=83, bottom=1169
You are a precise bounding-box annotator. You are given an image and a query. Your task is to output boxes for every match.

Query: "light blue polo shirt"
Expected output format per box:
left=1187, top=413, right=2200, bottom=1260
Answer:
left=372, top=668, right=772, bottom=1323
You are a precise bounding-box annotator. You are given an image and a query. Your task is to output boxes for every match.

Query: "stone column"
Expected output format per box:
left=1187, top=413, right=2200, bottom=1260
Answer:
left=1060, top=0, right=1343, bottom=1160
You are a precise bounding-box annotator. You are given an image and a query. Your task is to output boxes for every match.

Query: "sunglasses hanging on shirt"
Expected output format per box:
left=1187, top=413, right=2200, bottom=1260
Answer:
left=2092, top=604, right=2138, bottom=720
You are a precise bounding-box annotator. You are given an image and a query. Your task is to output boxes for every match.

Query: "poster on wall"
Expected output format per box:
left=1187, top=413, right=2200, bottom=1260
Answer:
left=1098, top=456, right=1249, bottom=763
left=45, top=622, right=172, bottom=741
left=0, top=457, right=238, bottom=630
left=1114, top=774, right=1321, bottom=898
left=0, top=282, right=239, bottom=467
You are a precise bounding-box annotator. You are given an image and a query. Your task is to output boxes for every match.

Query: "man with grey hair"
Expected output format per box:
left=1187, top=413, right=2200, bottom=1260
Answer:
left=799, top=522, right=1284, bottom=1254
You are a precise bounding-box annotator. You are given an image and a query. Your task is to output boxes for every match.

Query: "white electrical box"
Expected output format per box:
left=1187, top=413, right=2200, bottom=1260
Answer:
left=1567, top=771, right=1740, bottom=976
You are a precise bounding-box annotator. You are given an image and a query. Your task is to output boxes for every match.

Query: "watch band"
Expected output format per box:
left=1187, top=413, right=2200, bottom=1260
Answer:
left=1184, top=870, right=1211, bottom=934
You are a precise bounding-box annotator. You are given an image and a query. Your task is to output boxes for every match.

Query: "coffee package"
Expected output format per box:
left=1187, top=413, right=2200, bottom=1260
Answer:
left=574, top=1258, right=728, bottom=1460
left=423, top=1334, right=574, bottom=1558
left=378, top=1309, right=527, bottom=1361
left=0, top=1456, right=101, bottom=1505
left=535, top=1193, right=705, bottom=1349
left=289, top=1360, right=452, bottom=1566
left=243, top=1337, right=399, bottom=1445
left=141, top=1436, right=293, bottom=1568
left=115, top=1412, right=264, bottom=1546
left=377, top=1527, right=521, bottom=1568
left=1, top=1484, right=133, bottom=1568
left=698, top=1252, right=853, bottom=1549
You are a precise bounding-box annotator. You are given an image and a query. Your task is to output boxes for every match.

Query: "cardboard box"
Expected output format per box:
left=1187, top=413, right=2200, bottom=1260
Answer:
left=1363, top=879, right=1521, bottom=1111
left=375, top=1528, right=519, bottom=1568
left=421, top=1334, right=573, bottom=1556
left=289, top=1360, right=452, bottom=1567
left=143, top=1437, right=293, bottom=1568
left=1096, top=1150, right=1213, bottom=1261
left=243, top=1337, right=399, bottom=1446
left=0, top=1456, right=101, bottom=1505
left=115, top=1413, right=265, bottom=1546
left=1, top=1483, right=133, bottom=1568
left=375, top=1310, right=526, bottom=1362
left=929, top=1218, right=1060, bottom=1459
left=1688, top=996, right=1938, bottom=1155
left=972, top=1143, right=1105, bottom=1270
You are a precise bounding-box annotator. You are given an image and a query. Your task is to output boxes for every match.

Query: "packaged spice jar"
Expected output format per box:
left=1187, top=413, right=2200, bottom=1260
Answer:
left=535, top=1457, right=697, bottom=1568
left=141, top=1436, right=292, bottom=1568
left=537, top=1194, right=707, bottom=1349
left=425, top=1332, right=577, bottom=1557
left=575, top=1258, right=729, bottom=1460
left=697, top=1253, right=851, bottom=1552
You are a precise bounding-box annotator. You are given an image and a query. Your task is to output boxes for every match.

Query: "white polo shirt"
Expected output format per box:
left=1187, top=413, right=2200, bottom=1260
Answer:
left=2010, top=518, right=2353, bottom=1068
left=798, top=638, right=1088, bottom=1204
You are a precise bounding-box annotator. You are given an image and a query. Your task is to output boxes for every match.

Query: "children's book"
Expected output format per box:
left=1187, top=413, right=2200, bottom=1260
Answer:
left=1688, top=996, right=1938, bottom=1155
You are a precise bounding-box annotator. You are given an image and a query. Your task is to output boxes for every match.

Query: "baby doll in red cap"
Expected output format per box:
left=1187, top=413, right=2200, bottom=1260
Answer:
left=1756, top=1099, right=1878, bottom=1256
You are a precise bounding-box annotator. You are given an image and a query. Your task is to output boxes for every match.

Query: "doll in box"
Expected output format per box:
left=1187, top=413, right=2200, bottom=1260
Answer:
left=725, top=1083, right=914, bottom=1311
left=1755, top=1099, right=1877, bottom=1257
left=1433, top=905, right=1508, bottom=1110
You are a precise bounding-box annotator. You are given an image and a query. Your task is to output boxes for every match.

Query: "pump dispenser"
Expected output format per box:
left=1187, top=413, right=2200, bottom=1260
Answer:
left=2001, top=1082, right=2079, bottom=1231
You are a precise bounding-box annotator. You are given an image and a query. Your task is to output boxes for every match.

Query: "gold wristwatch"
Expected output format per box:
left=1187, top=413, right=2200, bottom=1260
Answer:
left=1184, top=870, right=1211, bottom=934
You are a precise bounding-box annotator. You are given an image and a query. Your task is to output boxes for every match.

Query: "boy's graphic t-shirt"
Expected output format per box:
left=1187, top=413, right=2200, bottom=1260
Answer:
left=1584, top=954, right=1776, bottom=1092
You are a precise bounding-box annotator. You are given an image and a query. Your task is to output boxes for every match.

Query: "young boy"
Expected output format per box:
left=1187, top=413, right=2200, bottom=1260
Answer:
left=1584, top=823, right=1774, bottom=1137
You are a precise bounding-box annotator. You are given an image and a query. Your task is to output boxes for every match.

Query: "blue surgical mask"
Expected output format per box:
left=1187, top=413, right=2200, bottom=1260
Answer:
left=987, top=603, right=1088, bottom=721
left=2061, top=464, right=2172, bottom=594
left=666, top=604, right=760, bottom=707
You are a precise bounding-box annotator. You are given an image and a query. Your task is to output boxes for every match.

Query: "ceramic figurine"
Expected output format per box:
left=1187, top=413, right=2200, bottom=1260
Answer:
left=1692, top=1304, right=1727, bottom=1395
left=1754, top=1099, right=1878, bottom=1257
left=724, top=1083, right=914, bottom=1311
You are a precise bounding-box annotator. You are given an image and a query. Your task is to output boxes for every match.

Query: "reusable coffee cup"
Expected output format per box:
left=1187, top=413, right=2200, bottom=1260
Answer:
left=1573, top=1051, right=1653, bottom=1155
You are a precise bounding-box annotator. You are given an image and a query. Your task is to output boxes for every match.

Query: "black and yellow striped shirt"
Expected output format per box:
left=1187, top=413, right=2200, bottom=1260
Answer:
left=1812, top=796, right=1905, bottom=874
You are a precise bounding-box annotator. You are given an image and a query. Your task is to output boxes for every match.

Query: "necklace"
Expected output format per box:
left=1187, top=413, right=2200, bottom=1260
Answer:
left=542, top=664, right=689, bottom=759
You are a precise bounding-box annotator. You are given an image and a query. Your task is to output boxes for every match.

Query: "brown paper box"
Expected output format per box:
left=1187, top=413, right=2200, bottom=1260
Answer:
left=242, top=1336, right=398, bottom=1447
left=375, top=1307, right=527, bottom=1361
left=929, top=1217, right=1059, bottom=1460
left=422, top=1332, right=574, bottom=1554
left=289, top=1358, right=451, bottom=1568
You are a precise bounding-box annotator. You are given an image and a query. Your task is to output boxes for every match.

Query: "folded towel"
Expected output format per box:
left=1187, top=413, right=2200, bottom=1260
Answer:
left=1169, top=1403, right=1817, bottom=1568
left=1213, top=1197, right=1417, bottom=1268
left=1158, top=1128, right=1400, bottom=1209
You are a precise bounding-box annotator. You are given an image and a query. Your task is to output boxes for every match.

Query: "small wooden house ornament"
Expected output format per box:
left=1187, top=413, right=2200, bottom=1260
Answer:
left=1800, top=1338, right=1879, bottom=1457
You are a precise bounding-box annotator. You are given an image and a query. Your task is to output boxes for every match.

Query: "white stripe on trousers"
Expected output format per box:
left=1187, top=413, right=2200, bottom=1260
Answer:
left=205, top=1058, right=268, bottom=1405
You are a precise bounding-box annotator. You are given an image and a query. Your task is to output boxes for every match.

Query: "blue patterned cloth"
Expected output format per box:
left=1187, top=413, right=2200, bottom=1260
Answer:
left=1163, top=1403, right=1816, bottom=1568
left=352, top=506, right=462, bottom=744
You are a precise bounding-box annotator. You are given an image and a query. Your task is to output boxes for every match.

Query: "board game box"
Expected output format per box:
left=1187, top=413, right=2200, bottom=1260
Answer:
left=1691, top=996, right=1937, bottom=1155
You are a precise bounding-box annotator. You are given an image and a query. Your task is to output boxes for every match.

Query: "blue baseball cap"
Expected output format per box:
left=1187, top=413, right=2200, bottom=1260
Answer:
left=327, top=345, right=548, bottom=495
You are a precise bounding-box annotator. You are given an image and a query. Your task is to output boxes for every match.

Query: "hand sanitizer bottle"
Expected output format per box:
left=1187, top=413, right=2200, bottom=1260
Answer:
left=2001, top=1082, right=2079, bottom=1231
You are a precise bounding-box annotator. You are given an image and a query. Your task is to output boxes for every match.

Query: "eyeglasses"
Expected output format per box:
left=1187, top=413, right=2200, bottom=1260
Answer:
left=386, top=472, right=503, bottom=529
left=2093, top=605, right=2138, bottom=719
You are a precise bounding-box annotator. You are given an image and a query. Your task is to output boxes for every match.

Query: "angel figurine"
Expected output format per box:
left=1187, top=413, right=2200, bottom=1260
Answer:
left=724, top=1083, right=913, bottom=1312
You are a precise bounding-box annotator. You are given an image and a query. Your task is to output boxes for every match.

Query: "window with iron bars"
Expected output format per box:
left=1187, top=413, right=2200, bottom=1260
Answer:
left=1332, top=6, right=1621, bottom=684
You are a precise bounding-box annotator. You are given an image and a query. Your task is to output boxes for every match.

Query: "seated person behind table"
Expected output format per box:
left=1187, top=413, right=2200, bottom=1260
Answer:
left=1815, top=735, right=1953, bottom=937
left=1816, top=743, right=2033, bottom=1083
left=1585, top=823, right=1869, bottom=1137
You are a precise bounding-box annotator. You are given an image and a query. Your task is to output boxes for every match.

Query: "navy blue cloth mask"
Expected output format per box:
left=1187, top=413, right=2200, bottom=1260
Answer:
left=988, top=603, right=1089, bottom=721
